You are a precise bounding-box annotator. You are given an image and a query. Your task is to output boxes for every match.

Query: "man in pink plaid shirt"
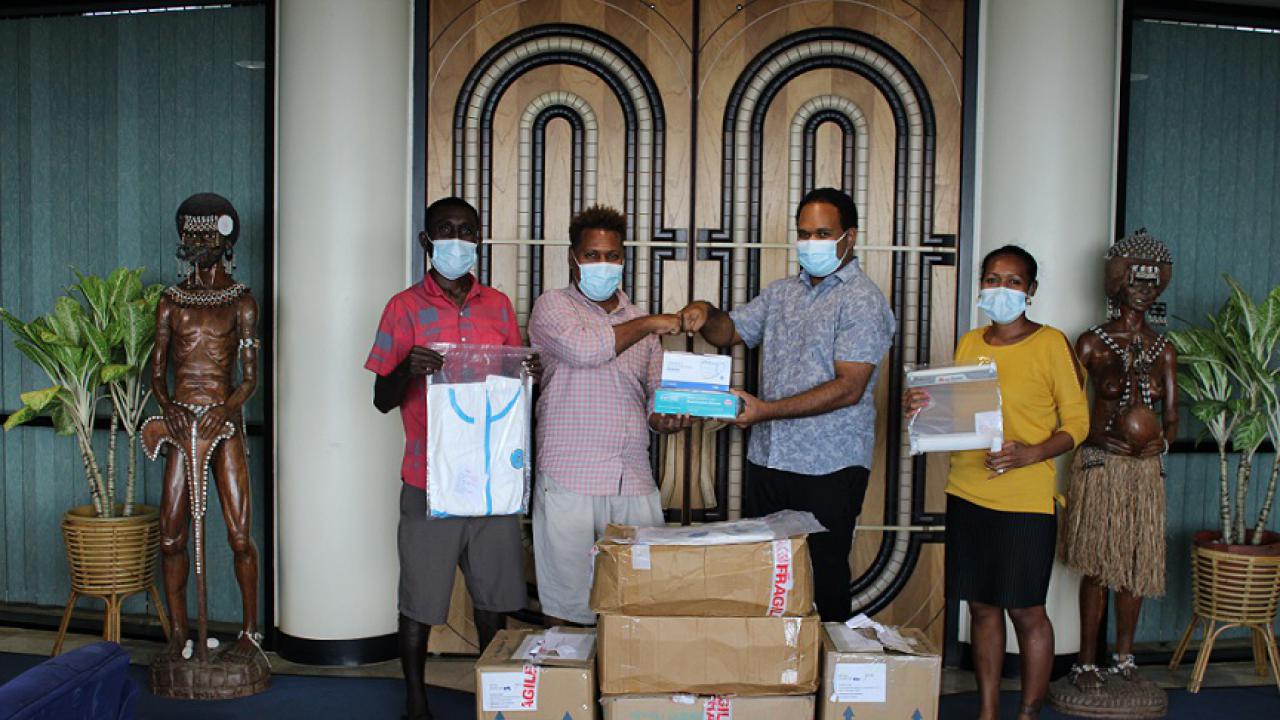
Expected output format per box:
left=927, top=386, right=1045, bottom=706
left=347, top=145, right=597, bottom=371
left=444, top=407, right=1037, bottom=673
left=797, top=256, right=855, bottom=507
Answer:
left=528, top=205, right=690, bottom=624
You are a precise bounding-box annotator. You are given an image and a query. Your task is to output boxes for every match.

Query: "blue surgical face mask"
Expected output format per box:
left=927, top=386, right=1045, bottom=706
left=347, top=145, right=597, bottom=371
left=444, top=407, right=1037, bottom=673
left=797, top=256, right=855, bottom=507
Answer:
left=978, top=287, right=1028, bottom=324
left=797, top=233, right=851, bottom=278
left=430, top=239, right=477, bottom=280
left=575, top=258, right=623, bottom=302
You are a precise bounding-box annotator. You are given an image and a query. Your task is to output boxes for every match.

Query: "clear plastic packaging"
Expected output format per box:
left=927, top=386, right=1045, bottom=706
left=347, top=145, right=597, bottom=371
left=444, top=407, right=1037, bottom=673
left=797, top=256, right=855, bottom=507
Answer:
left=616, top=510, right=828, bottom=546
left=424, top=343, right=534, bottom=517
left=906, top=362, right=1003, bottom=455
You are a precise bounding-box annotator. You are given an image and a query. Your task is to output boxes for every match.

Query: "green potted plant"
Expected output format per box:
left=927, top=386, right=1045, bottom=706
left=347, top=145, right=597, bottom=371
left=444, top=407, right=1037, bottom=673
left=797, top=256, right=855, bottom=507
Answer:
left=1170, top=276, right=1280, bottom=552
left=2, top=267, right=167, bottom=651
left=1167, top=275, right=1280, bottom=692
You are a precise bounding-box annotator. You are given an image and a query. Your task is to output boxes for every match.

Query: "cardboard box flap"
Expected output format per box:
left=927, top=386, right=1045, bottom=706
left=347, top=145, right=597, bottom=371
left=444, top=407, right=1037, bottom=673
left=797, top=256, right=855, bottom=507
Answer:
left=511, top=628, right=597, bottom=664
left=836, top=616, right=938, bottom=656
left=480, top=628, right=596, bottom=668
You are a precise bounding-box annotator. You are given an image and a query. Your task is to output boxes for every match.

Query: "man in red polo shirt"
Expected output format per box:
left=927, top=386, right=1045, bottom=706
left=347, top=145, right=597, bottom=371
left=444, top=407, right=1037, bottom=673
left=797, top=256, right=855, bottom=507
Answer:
left=366, top=197, right=537, bottom=720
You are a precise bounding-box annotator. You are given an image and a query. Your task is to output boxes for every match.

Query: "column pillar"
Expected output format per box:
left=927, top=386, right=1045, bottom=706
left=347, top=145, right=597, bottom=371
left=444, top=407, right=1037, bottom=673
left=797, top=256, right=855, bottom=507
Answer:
left=965, top=0, right=1120, bottom=657
left=275, top=0, right=412, bottom=663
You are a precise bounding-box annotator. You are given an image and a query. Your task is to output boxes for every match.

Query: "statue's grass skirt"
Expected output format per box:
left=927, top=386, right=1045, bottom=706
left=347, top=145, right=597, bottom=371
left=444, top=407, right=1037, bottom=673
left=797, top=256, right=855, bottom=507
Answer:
left=1061, top=446, right=1166, bottom=597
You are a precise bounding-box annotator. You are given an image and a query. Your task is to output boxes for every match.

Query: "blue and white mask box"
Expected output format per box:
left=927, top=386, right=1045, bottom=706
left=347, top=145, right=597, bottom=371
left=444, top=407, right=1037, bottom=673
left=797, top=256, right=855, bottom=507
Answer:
left=653, top=388, right=739, bottom=420
left=660, top=351, right=732, bottom=391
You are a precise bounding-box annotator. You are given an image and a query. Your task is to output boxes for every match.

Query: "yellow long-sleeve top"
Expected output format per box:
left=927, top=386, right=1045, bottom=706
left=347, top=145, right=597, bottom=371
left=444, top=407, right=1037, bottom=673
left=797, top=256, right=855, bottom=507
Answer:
left=946, top=325, right=1089, bottom=515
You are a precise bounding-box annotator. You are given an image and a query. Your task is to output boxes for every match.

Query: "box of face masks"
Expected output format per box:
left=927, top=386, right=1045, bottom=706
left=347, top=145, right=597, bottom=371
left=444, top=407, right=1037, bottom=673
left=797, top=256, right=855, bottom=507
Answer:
left=654, top=351, right=738, bottom=419
left=653, top=388, right=739, bottom=419
left=660, top=351, right=732, bottom=391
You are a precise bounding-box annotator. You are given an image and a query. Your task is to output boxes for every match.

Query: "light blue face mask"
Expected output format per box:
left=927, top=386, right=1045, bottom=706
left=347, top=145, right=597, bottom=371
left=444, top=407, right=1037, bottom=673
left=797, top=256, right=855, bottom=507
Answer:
left=796, top=233, right=851, bottom=278
left=575, top=259, right=623, bottom=302
left=977, top=287, right=1028, bottom=324
left=430, top=239, right=477, bottom=280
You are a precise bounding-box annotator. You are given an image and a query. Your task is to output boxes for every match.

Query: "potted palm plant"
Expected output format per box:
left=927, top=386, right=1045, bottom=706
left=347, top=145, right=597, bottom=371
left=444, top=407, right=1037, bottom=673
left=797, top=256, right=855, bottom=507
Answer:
left=2, top=268, right=167, bottom=651
left=1167, top=275, right=1280, bottom=692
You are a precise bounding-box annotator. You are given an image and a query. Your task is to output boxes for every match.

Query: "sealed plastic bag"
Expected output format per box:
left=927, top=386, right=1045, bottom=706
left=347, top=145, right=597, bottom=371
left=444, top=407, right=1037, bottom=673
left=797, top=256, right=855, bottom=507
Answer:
left=425, top=343, right=534, bottom=517
left=616, top=510, right=828, bottom=546
left=906, top=362, right=1003, bottom=455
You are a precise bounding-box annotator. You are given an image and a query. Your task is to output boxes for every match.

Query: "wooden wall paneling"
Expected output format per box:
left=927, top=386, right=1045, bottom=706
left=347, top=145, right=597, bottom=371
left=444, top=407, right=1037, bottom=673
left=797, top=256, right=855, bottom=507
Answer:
left=695, top=0, right=964, bottom=645
left=425, top=0, right=964, bottom=648
left=425, top=0, right=693, bottom=651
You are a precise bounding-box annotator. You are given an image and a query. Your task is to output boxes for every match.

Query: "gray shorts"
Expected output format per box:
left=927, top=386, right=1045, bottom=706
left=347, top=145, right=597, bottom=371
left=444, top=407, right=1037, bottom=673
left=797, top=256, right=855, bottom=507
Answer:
left=532, top=473, right=664, bottom=624
left=398, top=483, right=526, bottom=625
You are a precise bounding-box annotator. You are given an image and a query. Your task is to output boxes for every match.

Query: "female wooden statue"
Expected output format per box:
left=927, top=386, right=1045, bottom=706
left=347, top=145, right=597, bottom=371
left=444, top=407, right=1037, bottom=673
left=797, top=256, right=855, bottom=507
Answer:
left=1062, top=230, right=1177, bottom=691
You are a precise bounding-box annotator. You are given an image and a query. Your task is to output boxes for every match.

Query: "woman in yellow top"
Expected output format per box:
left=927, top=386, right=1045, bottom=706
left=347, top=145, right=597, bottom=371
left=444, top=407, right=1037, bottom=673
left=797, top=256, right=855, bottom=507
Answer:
left=906, top=245, right=1088, bottom=720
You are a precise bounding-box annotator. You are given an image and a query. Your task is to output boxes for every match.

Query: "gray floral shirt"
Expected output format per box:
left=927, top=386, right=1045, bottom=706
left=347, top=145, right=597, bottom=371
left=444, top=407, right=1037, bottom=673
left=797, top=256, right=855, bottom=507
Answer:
left=729, top=258, right=895, bottom=475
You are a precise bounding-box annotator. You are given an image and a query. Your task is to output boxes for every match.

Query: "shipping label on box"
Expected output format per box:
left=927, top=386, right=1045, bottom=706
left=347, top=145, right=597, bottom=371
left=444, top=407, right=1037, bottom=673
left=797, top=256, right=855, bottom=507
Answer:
left=476, top=629, right=598, bottom=719
left=598, top=614, right=821, bottom=696
left=653, top=388, right=739, bottom=419
left=591, top=532, right=814, bottom=617
left=818, top=624, right=941, bottom=720
left=601, top=694, right=816, bottom=720
left=660, top=351, right=732, bottom=391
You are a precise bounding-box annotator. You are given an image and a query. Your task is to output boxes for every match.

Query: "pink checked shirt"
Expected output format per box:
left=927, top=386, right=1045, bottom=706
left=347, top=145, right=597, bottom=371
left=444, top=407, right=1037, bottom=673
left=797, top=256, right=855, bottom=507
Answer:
left=365, top=273, right=522, bottom=489
left=528, top=286, right=662, bottom=496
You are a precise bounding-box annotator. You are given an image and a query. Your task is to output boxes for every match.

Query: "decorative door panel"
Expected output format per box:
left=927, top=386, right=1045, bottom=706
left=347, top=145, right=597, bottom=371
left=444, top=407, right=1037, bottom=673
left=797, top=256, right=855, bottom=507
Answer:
left=424, top=0, right=965, bottom=651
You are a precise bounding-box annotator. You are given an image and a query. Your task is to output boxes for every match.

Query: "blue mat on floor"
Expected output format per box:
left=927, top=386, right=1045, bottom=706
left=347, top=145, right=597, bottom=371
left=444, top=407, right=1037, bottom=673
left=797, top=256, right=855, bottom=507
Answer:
left=6, top=651, right=1278, bottom=719
left=939, top=686, right=1280, bottom=718
left=0, top=651, right=474, bottom=719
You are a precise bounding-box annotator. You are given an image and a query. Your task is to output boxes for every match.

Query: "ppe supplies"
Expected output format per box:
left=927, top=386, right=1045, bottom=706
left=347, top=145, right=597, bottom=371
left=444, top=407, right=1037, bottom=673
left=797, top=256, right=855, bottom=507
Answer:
left=429, top=239, right=477, bottom=280
left=977, top=287, right=1027, bottom=324
left=906, top=362, right=1003, bottom=455
left=575, top=260, right=623, bottom=301
left=425, top=343, right=534, bottom=517
left=652, top=350, right=739, bottom=419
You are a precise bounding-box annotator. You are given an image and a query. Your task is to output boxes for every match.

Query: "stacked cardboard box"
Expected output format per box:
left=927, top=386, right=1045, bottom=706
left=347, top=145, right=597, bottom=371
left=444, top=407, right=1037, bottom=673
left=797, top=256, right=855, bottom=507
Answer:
left=475, top=627, right=598, bottom=720
left=818, top=622, right=942, bottom=720
left=591, top=517, right=822, bottom=713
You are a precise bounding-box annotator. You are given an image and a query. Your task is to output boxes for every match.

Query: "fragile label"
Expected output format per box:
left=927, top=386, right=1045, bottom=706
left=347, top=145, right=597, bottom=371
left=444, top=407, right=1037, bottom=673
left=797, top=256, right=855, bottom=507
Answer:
left=767, top=539, right=793, bottom=616
left=479, top=665, right=539, bottom=711
left=703, top=695, right=733, bottom=720
left=833, top=662, right=887, bottom=703
left=631, top=544, right=651, bottom=570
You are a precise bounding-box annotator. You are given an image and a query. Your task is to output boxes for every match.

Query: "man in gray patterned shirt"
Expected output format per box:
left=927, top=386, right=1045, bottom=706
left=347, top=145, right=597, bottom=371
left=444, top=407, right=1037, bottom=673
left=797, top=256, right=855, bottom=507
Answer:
left=678, top=187, right=895, bottom=621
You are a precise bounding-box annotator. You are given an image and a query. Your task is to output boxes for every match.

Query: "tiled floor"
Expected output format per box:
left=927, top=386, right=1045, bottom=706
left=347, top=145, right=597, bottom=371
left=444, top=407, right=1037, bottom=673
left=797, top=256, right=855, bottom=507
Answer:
left=3, top=625, right=1276, bottom=696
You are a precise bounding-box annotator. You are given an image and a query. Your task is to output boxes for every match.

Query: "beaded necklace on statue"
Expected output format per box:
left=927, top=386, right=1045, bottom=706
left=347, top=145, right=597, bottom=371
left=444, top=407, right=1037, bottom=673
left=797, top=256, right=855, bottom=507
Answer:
left=1090, top=325, right=1167, bottom=431
left=164, top=282, right=249, bottom=308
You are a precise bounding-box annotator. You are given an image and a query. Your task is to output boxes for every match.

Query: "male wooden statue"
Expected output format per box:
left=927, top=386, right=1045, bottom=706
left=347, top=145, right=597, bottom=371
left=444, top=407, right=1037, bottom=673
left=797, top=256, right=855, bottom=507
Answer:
left=144, top=193, right=268, bottom=699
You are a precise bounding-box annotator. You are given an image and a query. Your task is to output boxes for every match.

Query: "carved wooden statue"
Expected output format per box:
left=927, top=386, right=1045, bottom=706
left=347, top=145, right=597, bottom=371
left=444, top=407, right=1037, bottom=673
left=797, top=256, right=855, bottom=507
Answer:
left=143, top=193, right=268, bottom=699
left=1052, top=230, right=1176, bottom=717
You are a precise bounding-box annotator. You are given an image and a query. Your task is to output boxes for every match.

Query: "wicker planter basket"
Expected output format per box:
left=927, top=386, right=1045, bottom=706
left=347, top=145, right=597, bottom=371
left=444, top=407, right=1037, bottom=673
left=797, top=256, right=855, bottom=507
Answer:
left=1169, top=532, right=1280, bottom=693
left=53, top=504, right=169, bottom=655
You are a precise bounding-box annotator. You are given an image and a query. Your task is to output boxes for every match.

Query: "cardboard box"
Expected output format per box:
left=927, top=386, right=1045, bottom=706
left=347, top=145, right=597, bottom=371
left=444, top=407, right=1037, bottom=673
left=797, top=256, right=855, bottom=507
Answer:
left=653, top=388, right=739, bottom=419
left=602, top=694, right=816, bottom=719
left=591, top=530, right=814, bottom=617
left=660, top=351, right=732, bottom=391
left=475, top=628, right=598, bottom=719
left=598, top=614, right=820, bottom=696
left=818, top=624, right=941, bottom=720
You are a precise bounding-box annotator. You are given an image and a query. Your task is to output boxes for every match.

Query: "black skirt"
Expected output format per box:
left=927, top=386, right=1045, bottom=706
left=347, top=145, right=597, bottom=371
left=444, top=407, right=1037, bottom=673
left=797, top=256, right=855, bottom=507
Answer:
left=945, top=494, right=1057, bottom=609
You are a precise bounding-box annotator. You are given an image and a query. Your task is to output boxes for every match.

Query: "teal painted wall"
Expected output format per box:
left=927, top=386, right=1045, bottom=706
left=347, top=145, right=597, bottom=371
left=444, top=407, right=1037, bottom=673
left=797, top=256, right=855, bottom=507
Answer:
left=1123, top=19, right=1280, bottom=644
left=0, top=6, right=268, bottom=627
